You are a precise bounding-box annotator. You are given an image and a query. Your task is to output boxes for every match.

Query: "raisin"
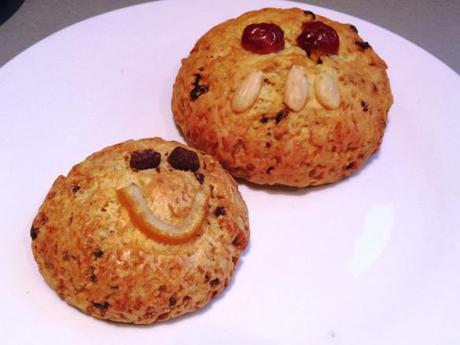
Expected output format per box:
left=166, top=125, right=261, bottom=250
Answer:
left=129, top=149, right=161, bottom=171
left=71, top=184, right=81, bottom=193
left=361, top=100, right=369, bottom=112
left=169, top=296, right=177, bottom=307
left=275, top=108, right=289, bottom=124
left=214, top=206, right=226, bottom=217
left=193, top=73, right=202, bottom=85
left=92, top=301, right=110, bottom=310
left=167, top=147, right=200, bottom=172
left=194, top=172, right=205, bottom=184
left=303, top=10, right=316, bottom=19
left=266, top=166, right=274, bottom=174
left=30, top=226, right=39, bottom=240
left=232, top=232, right=248, bottom=249
left=190, top=73, right=209, bottom=100
left=356, top=41, right=371, bottom=50
left=157, top=312, right=170, bottom=320
left=93, top=248, right=104, bottom=259
left=90, top=267, right=97, bottom=282
left=345, top=162, right=356, bottom=169
left=209, top=278, right=220, bottom=287
left=190, top=84, right=209, bottom=100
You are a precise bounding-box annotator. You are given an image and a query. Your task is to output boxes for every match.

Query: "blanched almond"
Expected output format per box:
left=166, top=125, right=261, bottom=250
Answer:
left=284, top=65, right=309, bottom=111
left=231, top=70, right=264, bottom=113
left=117, top=183, right=207, bottom=244
left=315, top=72, right=340, bottom=109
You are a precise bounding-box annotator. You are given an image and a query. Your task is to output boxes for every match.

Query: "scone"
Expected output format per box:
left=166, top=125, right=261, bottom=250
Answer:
left=172, top=8, right=393, bottom=187
left=31, top=138, right=249, bottom=324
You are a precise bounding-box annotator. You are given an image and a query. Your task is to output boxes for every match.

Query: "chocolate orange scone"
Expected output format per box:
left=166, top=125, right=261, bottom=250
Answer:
left=31, top=138, right=249, bottom=324
left=172, top=8, right=393, bottom=187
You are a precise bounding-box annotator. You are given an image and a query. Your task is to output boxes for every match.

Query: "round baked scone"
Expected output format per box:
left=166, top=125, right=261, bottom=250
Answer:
left=31, top=138, right=249, bottom=324
left=172, top=8, right=393, bottom=187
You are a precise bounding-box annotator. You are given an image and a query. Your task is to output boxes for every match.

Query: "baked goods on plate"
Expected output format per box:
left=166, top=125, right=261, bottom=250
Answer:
left=172, top=7, right=393, bottom=187
left=31, top=138, right=249, bottom=324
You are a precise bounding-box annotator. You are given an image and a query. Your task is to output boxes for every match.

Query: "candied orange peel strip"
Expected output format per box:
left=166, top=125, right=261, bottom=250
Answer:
left=117, top=183, right=207, bottom=244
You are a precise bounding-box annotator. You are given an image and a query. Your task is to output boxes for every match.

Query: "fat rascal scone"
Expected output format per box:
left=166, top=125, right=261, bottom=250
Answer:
left=31, top=138, right=249, bottom=324
left=172, top=8, right=393, bottom=187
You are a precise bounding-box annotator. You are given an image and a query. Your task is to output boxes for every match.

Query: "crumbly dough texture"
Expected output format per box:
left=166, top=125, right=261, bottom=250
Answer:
left=31, top=138, right=249, bottom=324
left=172, top=8, right=393, bottom=187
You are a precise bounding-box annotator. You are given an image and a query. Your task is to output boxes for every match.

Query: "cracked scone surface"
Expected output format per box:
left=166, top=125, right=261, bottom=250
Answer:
left=31, top=138, right=249, bottom=324
left=172, top=7, right=393, bottom=187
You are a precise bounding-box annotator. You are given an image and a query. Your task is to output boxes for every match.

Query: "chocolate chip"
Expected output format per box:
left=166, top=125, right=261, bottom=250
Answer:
left=93, top=248, right=104, bottom=259
left=317, top=58, right=323, bottom=65
left=209, top=278, right=220, bottom=287
left=266, top=166, right=274, bottom=174
left=92, top=301, right=110, bottom=310
left=303, top=10, right=316, bottom=20
left=214, top=206, right=226, bottom=217
left=361, top=100, right=369, bottom=112
left=356, top=41, right=371, bottom=50
left=349, top=24, right=358, bottom=33
left=71, top=184, right=81, bottom=193
left=169, top=296, right=177, bottom=307
left=275, top=108, right=289, bottom=124
left=129, top=149, right=161, bottom=171
left=194, top=171, right=205, bottom=184
left=167, top=147, right=200, bottom=172
left=30, top=226, right=39, bottom=240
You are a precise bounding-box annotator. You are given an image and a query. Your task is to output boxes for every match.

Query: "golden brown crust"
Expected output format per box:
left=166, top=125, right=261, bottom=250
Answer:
left=172, top=8, right=393, bottom=187
left=31, top=138, right=249, bottom=324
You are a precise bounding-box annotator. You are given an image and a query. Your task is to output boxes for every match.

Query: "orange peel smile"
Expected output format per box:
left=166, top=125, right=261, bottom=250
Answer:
left=117, top=183, right=208, bottom=244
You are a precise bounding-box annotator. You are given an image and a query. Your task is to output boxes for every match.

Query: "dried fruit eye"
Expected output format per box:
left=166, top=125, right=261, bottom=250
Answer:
left=296, top=21, right=339, bottom=56
left=129, top=149, right=161, bottom=171
left=167, top=147, right=200, bottom=172
left=242, top=23, right=285, bottom=54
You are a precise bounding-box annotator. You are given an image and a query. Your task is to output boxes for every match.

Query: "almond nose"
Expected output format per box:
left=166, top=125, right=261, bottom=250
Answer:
left=231, top=70, right=264, bottom=113
left=315, top=72, right=340, bottom=109
left=284, top=65, right=309, bottom=112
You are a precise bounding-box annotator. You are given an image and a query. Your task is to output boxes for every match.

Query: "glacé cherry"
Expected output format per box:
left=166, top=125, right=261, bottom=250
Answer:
left=242, top=23, right=285, bottom=54
left=297, top=21, right=339, bottom=56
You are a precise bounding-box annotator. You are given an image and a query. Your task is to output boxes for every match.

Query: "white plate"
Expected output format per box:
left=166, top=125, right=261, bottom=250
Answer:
left=1, top=0, right=459, bottom=344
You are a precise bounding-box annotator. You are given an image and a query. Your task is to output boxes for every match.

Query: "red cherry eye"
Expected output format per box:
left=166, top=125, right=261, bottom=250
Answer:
left=242, top=23, right=285, bottom=54
left=297, top=21, right=339, bottom=56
